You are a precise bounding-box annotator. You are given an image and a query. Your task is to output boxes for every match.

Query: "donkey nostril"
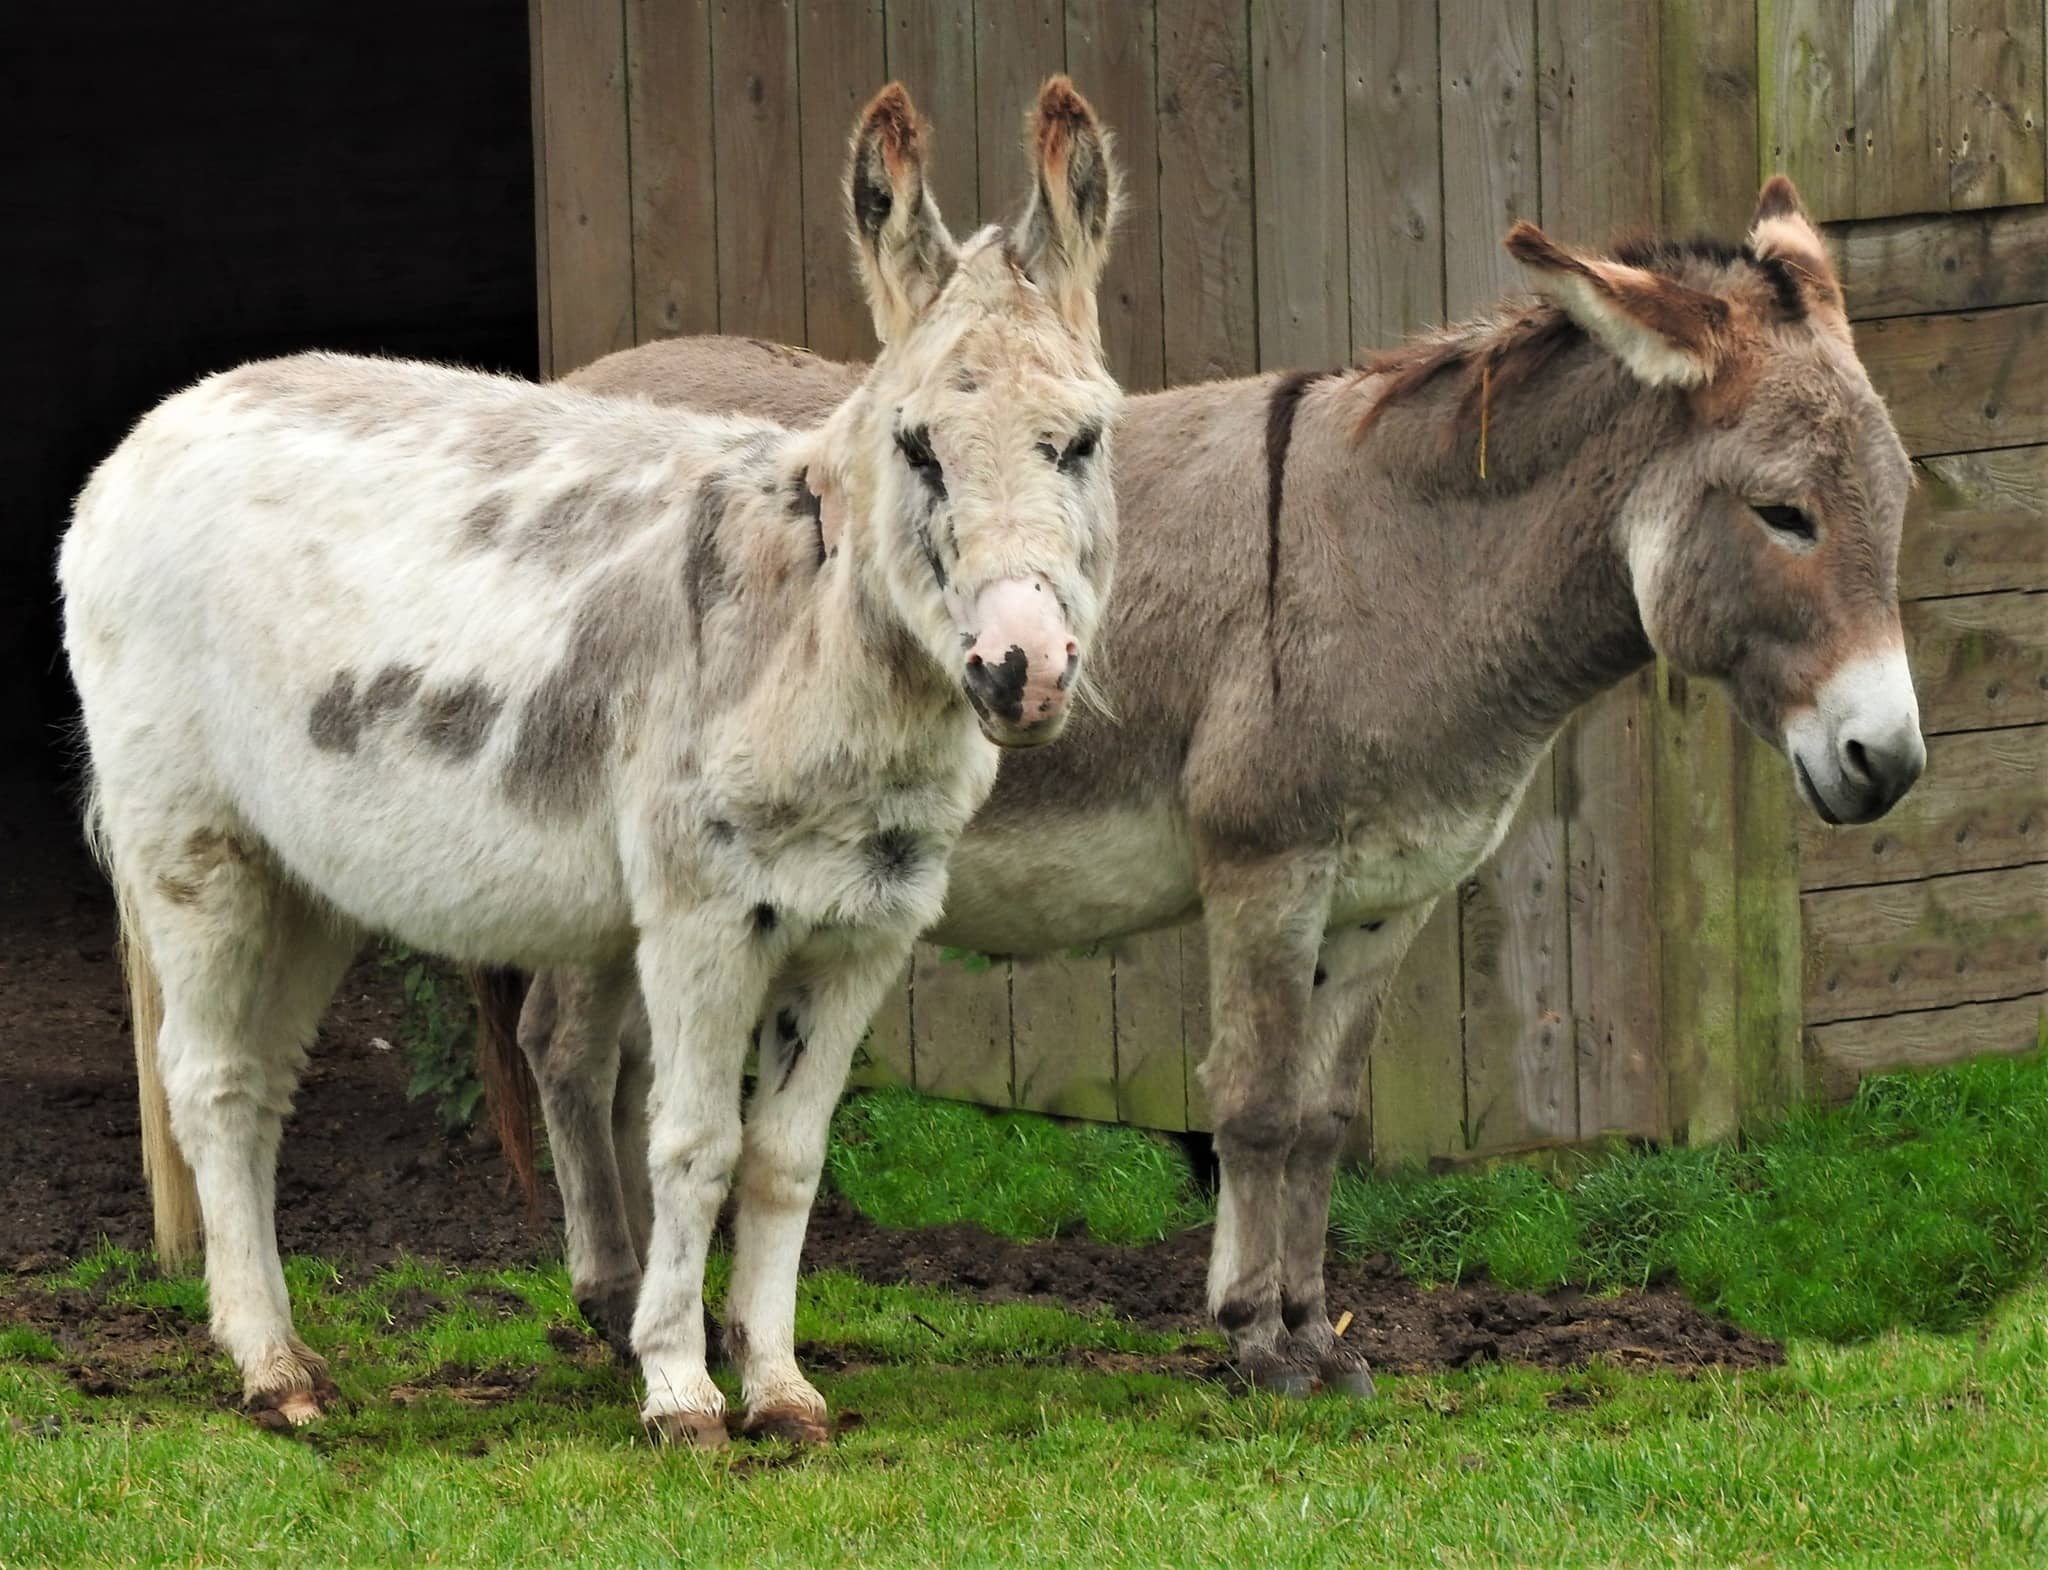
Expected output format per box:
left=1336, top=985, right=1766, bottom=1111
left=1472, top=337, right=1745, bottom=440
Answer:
left=1843, top=738, right=1872, bottom=781
left=967, top=652, right=984, bottom=668
left=1065, top=640, right=1077, bottom=657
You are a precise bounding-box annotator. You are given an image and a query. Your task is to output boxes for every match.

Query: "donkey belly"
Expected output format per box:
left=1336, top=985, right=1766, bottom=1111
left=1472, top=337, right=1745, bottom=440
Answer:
left=931, top=803, right=1200, bottom=955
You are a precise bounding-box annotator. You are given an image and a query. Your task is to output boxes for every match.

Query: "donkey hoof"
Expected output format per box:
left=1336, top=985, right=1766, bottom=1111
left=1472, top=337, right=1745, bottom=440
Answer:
left=645, top=1410, right=731, bottom=1451
left=741, top=1405, right=833, bottom=1446
left=1320, top=1363, right=1378, bottom=1400
left=574, top=1284, right=641, bottom=1363
left=247, top=1372, right=339, bottom=1428
left=1231, top=1358, right=1316, bottom=1400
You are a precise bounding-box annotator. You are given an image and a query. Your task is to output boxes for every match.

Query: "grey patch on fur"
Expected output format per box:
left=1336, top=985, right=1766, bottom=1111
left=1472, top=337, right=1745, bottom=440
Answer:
left=683, top=471, right=732, bottom=635
left=864, top=828, right=921, bottom=882
left=503, top=554, right=677, bottom=817
left=459, top=495, right=511, bottom=550
left=461, top=421, right=544, bottom=473
left=308, top=671, right=361, bottom=753
left=516, top=479, right=610, bottom=568
left=415, top=678, right=505, bottom=759
left=361, top=663, right=423, bottom=720
left=751, top=902, right=778, bottom=934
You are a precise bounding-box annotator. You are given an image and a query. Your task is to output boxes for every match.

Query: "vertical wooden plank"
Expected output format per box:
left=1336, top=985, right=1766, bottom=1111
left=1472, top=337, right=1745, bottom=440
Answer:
left=1759, top=0, right=1857, bottom=221
left=884, top=0, right=981, bottom=228
left=850, top=963, right=914, bottom=1089
left=711, top=0, right=805, bottom=342
left=1735, top=734, right=1805, bottom=1124
left=1653, top=671, right=1741, bottom=1145
left=1439, top=0, right=1537, bottom=318
left=911, top=946, right=1014, bottom=1107
left=1851, top=0, right=1949, bottom=218
left=1539, top=0, right=1666, bottom=1141
left=1344, top=0, right=1445, bottom=351
left=1949, top=0, right=2047, bottom=208
left=626, top=0, right=718, bottom=345
left=1013, top=951, right=1119, bottom=1120
left=1368, top=902, right=1467, bottom=1166
left=1157, top=0, right=1260, bottom=382
left=534, top=0, right=635, bottom=374
left=529, top=0, right=554, bottom=376
left=975, top=0, right=1067, bottom=231
left=1660, top=0, right=1760, bottom=230
left=1066, top=0, right=1166, bottom=390
left=1251, top=0, right=1349, bottom=367
left=1661, top=0, right=1798, bottom=1140
left=1114, top=931, right=1189, bottom=1130
left=796, top=0, right=886, bottom=360
left=1460, top=780, right=1573, bottom=1151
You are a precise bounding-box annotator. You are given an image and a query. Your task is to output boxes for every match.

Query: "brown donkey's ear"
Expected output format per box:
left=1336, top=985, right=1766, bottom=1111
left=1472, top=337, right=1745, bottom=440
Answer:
left=1011, top=76, right=1122, bottom=342
left=846, top=83, right=960, bottom=343
left=1746, top=174, right=1847, bottom=321
left=1505, top=221, right=1733, bottom=388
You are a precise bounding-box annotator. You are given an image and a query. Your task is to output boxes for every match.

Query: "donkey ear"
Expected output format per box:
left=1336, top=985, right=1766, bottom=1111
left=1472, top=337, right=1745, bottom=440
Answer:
left=1505, top=221, right=1732, bottom=388
left=1011, top=76, right=1121, bottom=341
left=1746, top=175, right=1846, bottom=318
left=846, top=83, right=960, bottom=344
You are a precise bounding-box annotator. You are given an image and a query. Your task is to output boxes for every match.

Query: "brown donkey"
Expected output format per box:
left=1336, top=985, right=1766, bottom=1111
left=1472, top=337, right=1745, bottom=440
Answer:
left=500, top=177, right=1919, bottom=1396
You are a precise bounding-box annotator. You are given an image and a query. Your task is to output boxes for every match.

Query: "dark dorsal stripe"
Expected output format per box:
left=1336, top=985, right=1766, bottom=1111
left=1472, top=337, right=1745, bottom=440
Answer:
left=1264, top=369, right=1335, bottom=697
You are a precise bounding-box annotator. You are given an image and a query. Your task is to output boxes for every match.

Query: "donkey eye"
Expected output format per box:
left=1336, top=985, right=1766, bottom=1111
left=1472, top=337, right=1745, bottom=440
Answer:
left=1035, top=440, right=1060, bottom=464
left=1752, top=502, right=1817, bottom=543
left=1058, top=427, right=1100, bottom=472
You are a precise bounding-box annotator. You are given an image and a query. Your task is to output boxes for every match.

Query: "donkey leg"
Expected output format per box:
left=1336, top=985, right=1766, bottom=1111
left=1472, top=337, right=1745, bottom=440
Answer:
left=726, top=937, right=908, bottom=1444
left=518, top=964, right=639, bottom=1359
left=612, top=993, right=656, bottom=1268
left=1195, top=849, right=1333, bottom=1396
left=1274, top=907, right=1428, bottom=1398
left=137, top=836, right=358, bottom=1422
left=631, top=913, right=772, bottom=1449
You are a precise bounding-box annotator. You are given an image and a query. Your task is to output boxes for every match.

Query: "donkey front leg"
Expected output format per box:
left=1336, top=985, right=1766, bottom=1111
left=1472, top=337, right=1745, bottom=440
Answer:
left=724, top=937, right=909, bottom=1443
left=1195, top=849, right=1333, bottom=1395
left=632, top=913, right=774, bottom=1449
left=1273, top=905, right=1430, bottom=1398
left=517, top=963, right=639, bottom=1358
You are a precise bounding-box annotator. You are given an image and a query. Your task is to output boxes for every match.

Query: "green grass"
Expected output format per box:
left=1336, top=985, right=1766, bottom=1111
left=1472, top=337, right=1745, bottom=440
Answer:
left=827, top=1087, right=1208, bottom=1245
left=831, top=1047, right=2048, bottom=1342
left=4, top=1251, right=2047, bottom=1567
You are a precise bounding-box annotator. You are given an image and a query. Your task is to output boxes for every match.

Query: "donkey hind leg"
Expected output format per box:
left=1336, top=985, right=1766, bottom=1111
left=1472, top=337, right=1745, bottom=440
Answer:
left=517, top=964, right=639, bottom=1359
left=631, top=912, right=775, bottom=1449
left=135, top=837, right=359, bottom=1422
left=725, top=938, right=908, bottom=1444
left=1195, top=851, right=1334, bottom=1397
left=1274, top=906, right=1429, bottom=1399
left=613, top=994, right=656, bottom=1269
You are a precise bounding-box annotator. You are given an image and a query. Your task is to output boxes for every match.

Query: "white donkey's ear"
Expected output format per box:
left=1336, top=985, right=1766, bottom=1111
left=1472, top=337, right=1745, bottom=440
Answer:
left=1011, top=76, right=1121, bottom=342
left=846, top=82, right=959, bottom=344
left=1504, top=221, right=1734, bottom=389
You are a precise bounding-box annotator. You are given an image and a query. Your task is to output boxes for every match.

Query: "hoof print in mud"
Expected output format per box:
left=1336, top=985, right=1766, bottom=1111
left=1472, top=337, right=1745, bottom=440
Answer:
left=644, top=1410, right=731, bottom=1451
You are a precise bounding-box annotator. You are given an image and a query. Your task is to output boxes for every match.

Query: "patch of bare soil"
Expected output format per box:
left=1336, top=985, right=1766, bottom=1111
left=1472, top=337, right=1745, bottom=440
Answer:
left=2, top=770, right=1779, bottom=1381
left=796, top=1198, right=1779, bottom=1375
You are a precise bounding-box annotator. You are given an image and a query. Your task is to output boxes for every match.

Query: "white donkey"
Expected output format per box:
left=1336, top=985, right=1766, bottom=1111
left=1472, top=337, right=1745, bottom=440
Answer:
left=61, top=77, right=1122, bottom=1447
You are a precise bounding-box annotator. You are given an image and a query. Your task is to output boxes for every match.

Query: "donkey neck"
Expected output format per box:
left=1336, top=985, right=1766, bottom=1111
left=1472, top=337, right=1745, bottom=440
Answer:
left=1315, top=349, right=1666, bottom=746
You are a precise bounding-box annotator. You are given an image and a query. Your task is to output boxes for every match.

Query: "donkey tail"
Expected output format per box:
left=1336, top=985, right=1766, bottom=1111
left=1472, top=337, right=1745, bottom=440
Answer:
left=470, top=966, right=541, bottom=1214
left=118, top=884, right=204, bottom=1269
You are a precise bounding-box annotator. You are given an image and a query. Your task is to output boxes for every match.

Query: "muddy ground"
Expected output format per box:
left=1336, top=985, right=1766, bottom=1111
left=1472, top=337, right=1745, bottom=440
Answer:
left=1, top=771, right=1779, bottom=1385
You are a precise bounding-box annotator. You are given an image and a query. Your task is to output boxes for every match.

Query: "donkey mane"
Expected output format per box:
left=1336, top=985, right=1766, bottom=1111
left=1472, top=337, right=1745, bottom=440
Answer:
left=1348, top=232, right=1808, bottom=445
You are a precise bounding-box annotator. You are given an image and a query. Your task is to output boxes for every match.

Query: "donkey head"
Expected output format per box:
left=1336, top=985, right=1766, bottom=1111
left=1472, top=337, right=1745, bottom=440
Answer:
left=1506, top=178, right=1923, bottom=825
left=815, top=78, right=1122, bottom=748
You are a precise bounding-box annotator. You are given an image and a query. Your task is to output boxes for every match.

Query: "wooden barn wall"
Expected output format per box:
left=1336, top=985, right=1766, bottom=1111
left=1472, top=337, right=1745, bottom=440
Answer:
left=531, top=0, right=2047, bottom=1162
